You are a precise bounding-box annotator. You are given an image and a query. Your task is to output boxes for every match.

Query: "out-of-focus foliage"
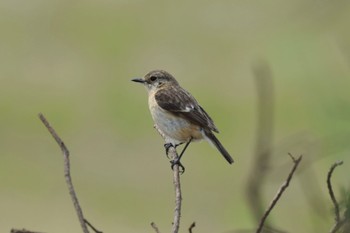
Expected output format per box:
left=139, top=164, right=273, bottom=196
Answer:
left=0, top=1, right=349, bottom=233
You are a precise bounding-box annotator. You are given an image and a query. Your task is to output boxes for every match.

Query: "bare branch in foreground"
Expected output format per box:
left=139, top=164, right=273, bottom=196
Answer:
left=327, top=161, right=344, bottom=223
left=188, top=222, right=196, bottom=233
left=151, top=222, right=161, bottom=233
left=256, top=154, right=302, bottom=233
left=38, top=113, right=89, bottom=233
left=327, top=161, right=347, bottom=233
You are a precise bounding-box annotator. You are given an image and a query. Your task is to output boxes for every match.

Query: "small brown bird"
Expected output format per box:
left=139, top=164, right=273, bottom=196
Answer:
left=132, top=70, right=233, bottom=171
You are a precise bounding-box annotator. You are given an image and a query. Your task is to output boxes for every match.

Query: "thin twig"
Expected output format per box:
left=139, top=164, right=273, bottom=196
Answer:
left=151, top=222, right=161, bottom=233
left=154, top=125, right=183, bottom=233
left=168, top=146, right=182, bottom=233
left=188, top=222, right=196, bottom=233
left=327, top=161, right=344, bottom=223
left=256, top=154, right=302, bottom=233
left=38, top=113, right=89, bottom=233
left=84, top=219, right=103, bottom=233
left=327, top=161, right=345, bottom=233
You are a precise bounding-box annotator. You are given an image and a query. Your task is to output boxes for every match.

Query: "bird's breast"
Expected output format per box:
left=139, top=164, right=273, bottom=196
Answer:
left=148, top=94, right=203, bottom=144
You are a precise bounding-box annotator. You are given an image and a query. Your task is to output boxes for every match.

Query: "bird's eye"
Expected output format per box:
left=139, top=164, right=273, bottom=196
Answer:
left=150, top=76, right=157, bottom=81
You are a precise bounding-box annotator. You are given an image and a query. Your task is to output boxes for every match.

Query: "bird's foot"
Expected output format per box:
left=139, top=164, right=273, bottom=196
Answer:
left=170, top=159, right=185, bottom=174
left=164, top=143, right=174, bottom=159
left=164, top=142, right=184, bottom=158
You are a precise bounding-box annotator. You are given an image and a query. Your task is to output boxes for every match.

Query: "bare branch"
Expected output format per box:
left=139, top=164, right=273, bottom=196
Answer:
left=38, top=113, right=89, bottom=233
left=256, top=154, right=302, bottom=233
left=188, top=222, right=196, bottom=233
left=168, top=146, right=182, bottom=233
left=151, top=222, right=161, bottom=233
left=327, top=161, right=345, bottom=233
left=327, top=161, right=344, bottom=223
left=154, top=124, right=183, bottom=233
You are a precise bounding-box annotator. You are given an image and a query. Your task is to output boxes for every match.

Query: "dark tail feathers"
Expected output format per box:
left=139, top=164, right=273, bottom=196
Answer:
left=205, top=131, right=234, bottom=164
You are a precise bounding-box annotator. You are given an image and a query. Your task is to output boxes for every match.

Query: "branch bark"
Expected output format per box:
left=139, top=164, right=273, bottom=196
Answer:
left=38, top=113, right=89, bottom=233
left=256, top=154, right=302, bottom=233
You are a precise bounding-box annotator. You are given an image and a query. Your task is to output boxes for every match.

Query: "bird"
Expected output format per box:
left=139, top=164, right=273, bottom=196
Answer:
left=132, top=70, right=233, bottom=172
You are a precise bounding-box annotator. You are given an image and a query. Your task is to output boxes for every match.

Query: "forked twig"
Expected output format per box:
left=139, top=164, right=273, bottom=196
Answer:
left=38, top=113, right=89, bottom=233
left=256, top=154, right=302, bottom=233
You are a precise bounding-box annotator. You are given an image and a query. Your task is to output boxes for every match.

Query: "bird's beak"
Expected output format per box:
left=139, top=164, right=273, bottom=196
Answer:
left=131, top=78, right=146, bottom=84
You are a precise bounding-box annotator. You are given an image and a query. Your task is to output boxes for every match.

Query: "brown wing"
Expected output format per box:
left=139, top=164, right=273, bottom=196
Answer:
left=155, top=86, right=219, bottom=133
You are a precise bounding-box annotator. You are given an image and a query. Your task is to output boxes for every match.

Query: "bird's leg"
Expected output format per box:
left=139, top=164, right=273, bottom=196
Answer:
left=164, top=142, right=184, bottom=159
left=170, top=137, right=193, bottom=174
left=177, top=138, right=192, bottom=162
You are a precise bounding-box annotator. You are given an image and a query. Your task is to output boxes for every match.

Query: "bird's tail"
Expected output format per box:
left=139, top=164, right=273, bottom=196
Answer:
left=204, top=131, right=234, bottom=164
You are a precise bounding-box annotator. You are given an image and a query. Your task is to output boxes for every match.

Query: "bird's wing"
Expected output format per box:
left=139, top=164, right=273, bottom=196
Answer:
left=155, top=86, right=219, bottom=133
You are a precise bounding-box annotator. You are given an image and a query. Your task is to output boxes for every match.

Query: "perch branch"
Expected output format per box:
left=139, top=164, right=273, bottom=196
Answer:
left=38, top=113, right=89, bottom=233
left=154, top=124, right=182, bottom=233
left=256, top=154, right=302, bottom=233
left=168, top=146, right=182, bottom=233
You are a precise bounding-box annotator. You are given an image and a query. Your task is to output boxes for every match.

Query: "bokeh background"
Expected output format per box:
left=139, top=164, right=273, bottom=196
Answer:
left=1, top=1, right=350, bottom=232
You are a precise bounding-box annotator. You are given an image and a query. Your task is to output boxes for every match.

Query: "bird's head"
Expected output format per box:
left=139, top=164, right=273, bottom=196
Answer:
left=132, top=70, right=178, bottom=92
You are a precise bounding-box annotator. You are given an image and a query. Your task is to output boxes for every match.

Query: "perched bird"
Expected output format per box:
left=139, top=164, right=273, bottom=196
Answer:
left=132, top=70, right=233, bottom=172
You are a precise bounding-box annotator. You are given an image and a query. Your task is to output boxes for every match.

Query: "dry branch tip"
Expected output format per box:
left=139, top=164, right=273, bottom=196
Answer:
left=188, top=222, right=196, bottom=233
left=151, top=222, right=161, bottom=233
left=38, top=113, right=90, bottom=233
left=256, top=154, right=302, bottom=233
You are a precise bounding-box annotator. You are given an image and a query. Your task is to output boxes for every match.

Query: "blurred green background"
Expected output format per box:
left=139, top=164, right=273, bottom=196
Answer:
left=1, top=0, right=350, bottom=232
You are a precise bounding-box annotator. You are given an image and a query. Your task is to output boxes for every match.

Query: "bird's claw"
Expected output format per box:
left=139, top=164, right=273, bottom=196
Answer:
left=164, top=143, right=174, bottom=159
left=170, top=159, right=185, bottom=174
